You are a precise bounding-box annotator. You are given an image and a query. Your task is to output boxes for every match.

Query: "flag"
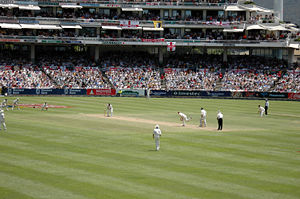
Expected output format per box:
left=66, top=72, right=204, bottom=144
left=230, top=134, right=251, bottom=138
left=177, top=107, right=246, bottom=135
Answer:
left=153, top=21, right=162, bottom=29
left=167, top=42, right=176, bottom=52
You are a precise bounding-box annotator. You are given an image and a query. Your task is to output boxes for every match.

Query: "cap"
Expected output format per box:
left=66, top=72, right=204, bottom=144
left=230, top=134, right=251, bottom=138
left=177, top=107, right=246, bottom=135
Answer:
left=155, top=124, right=159, bottom=129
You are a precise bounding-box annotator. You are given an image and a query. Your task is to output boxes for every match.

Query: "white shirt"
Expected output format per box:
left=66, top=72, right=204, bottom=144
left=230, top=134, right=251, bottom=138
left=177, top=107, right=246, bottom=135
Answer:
left=179, top=112, right=187, bottom=118
left=107, top=104, right=113, bottom=110
left=201, top=110, right=207, bottom=117
left=13, top=99, right=18, bottom=104
left=0, top=112, right=5, bottom=120
left=265, top=101, right=269, bottom=107
left=259, top=107, right=265, bottom=112
left=217, top=112, right=223, bottom=119
left=153, top=129, right=162, bottom=138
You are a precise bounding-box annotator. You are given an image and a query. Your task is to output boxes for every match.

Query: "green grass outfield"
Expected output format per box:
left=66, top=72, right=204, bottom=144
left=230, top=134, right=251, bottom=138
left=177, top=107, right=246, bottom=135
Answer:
left=0, top=96, right=300, bottom=199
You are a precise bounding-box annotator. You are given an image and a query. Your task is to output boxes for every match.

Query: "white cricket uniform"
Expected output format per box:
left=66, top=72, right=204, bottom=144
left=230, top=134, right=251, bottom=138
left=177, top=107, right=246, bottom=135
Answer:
left=107, top=104, right=113, bottom=117
left=259, top=106, right=265, bottom=117
left=200, top=109, right=207, bottom=127
left=179, top=112, right=189, bottom=126
left=1, top=100, right=8, bottom=111
left=12, top=99, right=19, bottom=110
left=153, top=128, right=162, bottom=151
left=0, top=111, right=7, bottom=130
left=41, top=103, right=48, bottom=111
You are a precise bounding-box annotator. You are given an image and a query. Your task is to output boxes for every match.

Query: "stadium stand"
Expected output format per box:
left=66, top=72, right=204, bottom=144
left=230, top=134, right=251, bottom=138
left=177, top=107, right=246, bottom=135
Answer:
left=0, top=0, right=299, bottom=94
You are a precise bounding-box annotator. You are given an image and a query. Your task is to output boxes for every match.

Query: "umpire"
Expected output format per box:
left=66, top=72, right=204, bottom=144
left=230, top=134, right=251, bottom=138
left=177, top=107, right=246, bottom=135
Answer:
left=217, top=110, right=223, bottom=131
left=265, top=99, right=269, bottom=115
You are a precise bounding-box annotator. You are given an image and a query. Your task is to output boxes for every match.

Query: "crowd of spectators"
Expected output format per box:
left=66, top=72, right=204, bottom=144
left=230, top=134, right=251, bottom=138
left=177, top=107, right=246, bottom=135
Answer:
left=0, top=66, right=54, bottom=89
left=273, top=69, right=300, bottom=92
left=165, top=69, right=219, bottom=90
left=106, top=67, right=161, bottom=89
left=44, top=68, right=110, bottom=89
left=0, top=52, right=299, bottom=92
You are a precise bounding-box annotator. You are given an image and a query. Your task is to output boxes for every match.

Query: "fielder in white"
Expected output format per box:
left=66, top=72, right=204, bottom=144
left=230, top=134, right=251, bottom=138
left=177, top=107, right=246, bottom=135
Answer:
left=106, top=103, right=113, bottom=117
left=0, top=110, right=7, bottom=131
left=200, top=107, right=207, bottom=127
left=178, top=112, right=191, bottom=126
left=153, top=124, right=162, bottom=151
left=1, top=99, right=8, bottom=111
left=12, top=98, right=20, bottom=110
left=41, top=102, right=48, bottom=111
left=258, top=105, right=265, bottom=117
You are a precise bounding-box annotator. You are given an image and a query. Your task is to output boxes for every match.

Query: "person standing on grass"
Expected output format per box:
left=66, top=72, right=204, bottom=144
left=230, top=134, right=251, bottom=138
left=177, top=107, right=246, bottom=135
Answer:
left=258, top=105, right=265, bottom=117
left=265, top=99, right=269, bottom=115
left=153, top=124, right=162, bottom=151
left=12, top=98, right=20, bottom=110
left=1, top=99, right=8, bottom=111
left=217, top=110, right=223, bottom=131
left=0, top=110, right=7, bottom=131
left=106, top=103, right=113, bottom=117
left=200, top=107, right=207, bottom=127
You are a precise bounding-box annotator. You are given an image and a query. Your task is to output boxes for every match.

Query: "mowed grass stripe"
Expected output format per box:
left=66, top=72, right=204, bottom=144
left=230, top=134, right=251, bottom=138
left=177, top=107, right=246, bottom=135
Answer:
left=1, top=97, right=300, bottom=199
left=0, top=172, right=89, bottom=199
left=0, top=150, right=285, bottom=199
left=4, top=121, right=300, bottom=176
left=0, top=152, right=202, bottom=199
left=0, top=187, right=35, bottom=199
left=1, top=139, right=299, bottom=199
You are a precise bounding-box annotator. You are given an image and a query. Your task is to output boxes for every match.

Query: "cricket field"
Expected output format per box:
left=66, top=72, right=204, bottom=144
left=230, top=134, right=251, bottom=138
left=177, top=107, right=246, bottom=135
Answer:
left=0, top=97, right=299, bottom=199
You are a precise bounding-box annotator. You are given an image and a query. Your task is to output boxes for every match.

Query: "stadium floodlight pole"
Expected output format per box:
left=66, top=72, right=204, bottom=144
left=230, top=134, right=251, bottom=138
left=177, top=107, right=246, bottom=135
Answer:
left=274, top=0, right=283, bottom=21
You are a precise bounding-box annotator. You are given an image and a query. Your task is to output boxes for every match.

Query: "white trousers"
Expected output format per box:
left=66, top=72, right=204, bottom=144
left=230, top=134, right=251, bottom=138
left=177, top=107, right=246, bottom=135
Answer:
left=12, top=104, right=19, bottom=110
left=260, top=111, right=265, bottom=117
left=154, top=137, right=160, bottom=151
left=0, top=120, right=6, bottom=130
left=107, top=110, right=113, bottom=117
left=200, top=117, right=207, bottom=127
left=182, top=117, right=190, bottom=126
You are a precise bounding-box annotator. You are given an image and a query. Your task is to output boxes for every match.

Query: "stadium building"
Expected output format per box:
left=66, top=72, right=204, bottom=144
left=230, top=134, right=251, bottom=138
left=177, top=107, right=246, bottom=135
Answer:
left=0, top=0, right=299, bottom=95
left=0, top=0, right=299, bottom=62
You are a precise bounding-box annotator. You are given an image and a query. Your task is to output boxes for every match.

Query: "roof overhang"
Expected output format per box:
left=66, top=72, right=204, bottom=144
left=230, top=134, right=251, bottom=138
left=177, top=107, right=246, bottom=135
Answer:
left=223, top=29, right=244, bottom=32
left=121, top=8, right=143, bottom=12
left=102, top=26, right=121, bottom=30
left=246, top=25, right=265, bottom=30
left=0, top=23, right=22, bottom=29
left=225, top=6, right=245, bottom=12
left=143, top=27, right=164, bottom=31
left=61, top=25, right=82, bottom=29
left=18, top=5, right=41, bottom=10
left=61, top=5, right=83, bottom=9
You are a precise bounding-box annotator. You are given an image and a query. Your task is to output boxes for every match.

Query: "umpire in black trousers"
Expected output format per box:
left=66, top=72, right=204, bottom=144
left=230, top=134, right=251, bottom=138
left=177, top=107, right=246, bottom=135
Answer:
left=217, top=111, right=223, bottom=131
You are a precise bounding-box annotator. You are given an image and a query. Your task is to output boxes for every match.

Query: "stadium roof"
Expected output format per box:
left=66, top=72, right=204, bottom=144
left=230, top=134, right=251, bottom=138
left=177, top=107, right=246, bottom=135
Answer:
left=20, top=24, right=41, bottom=29
left=245, top=6, right=272, bottom=13
left=223, top=29, right=244, bottom=32
left=121, top=26, right=142, bottom=30
left=0, top=4, right=18, bottom=8
left=39, top=25, right=62, bottom=30
left=289, top=44, right=300, bottom=49
left=143, top=27, right=164, bottom=31
left=263, top=25, right=288, bottom=31
left=61, top=25, right=82, bottom=29
left=246, top=25, right=265, bottom=30
left=225, top=6, right=245, bottom=12
left=122, top=8, right=143, bottom=12
left=0, top=23, right=21, bottom=29
left=61, top=5, right=83, bottom=9
left=102, top=26, right=122, bottom=30
left=18, top=5, right=41, bottom=10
